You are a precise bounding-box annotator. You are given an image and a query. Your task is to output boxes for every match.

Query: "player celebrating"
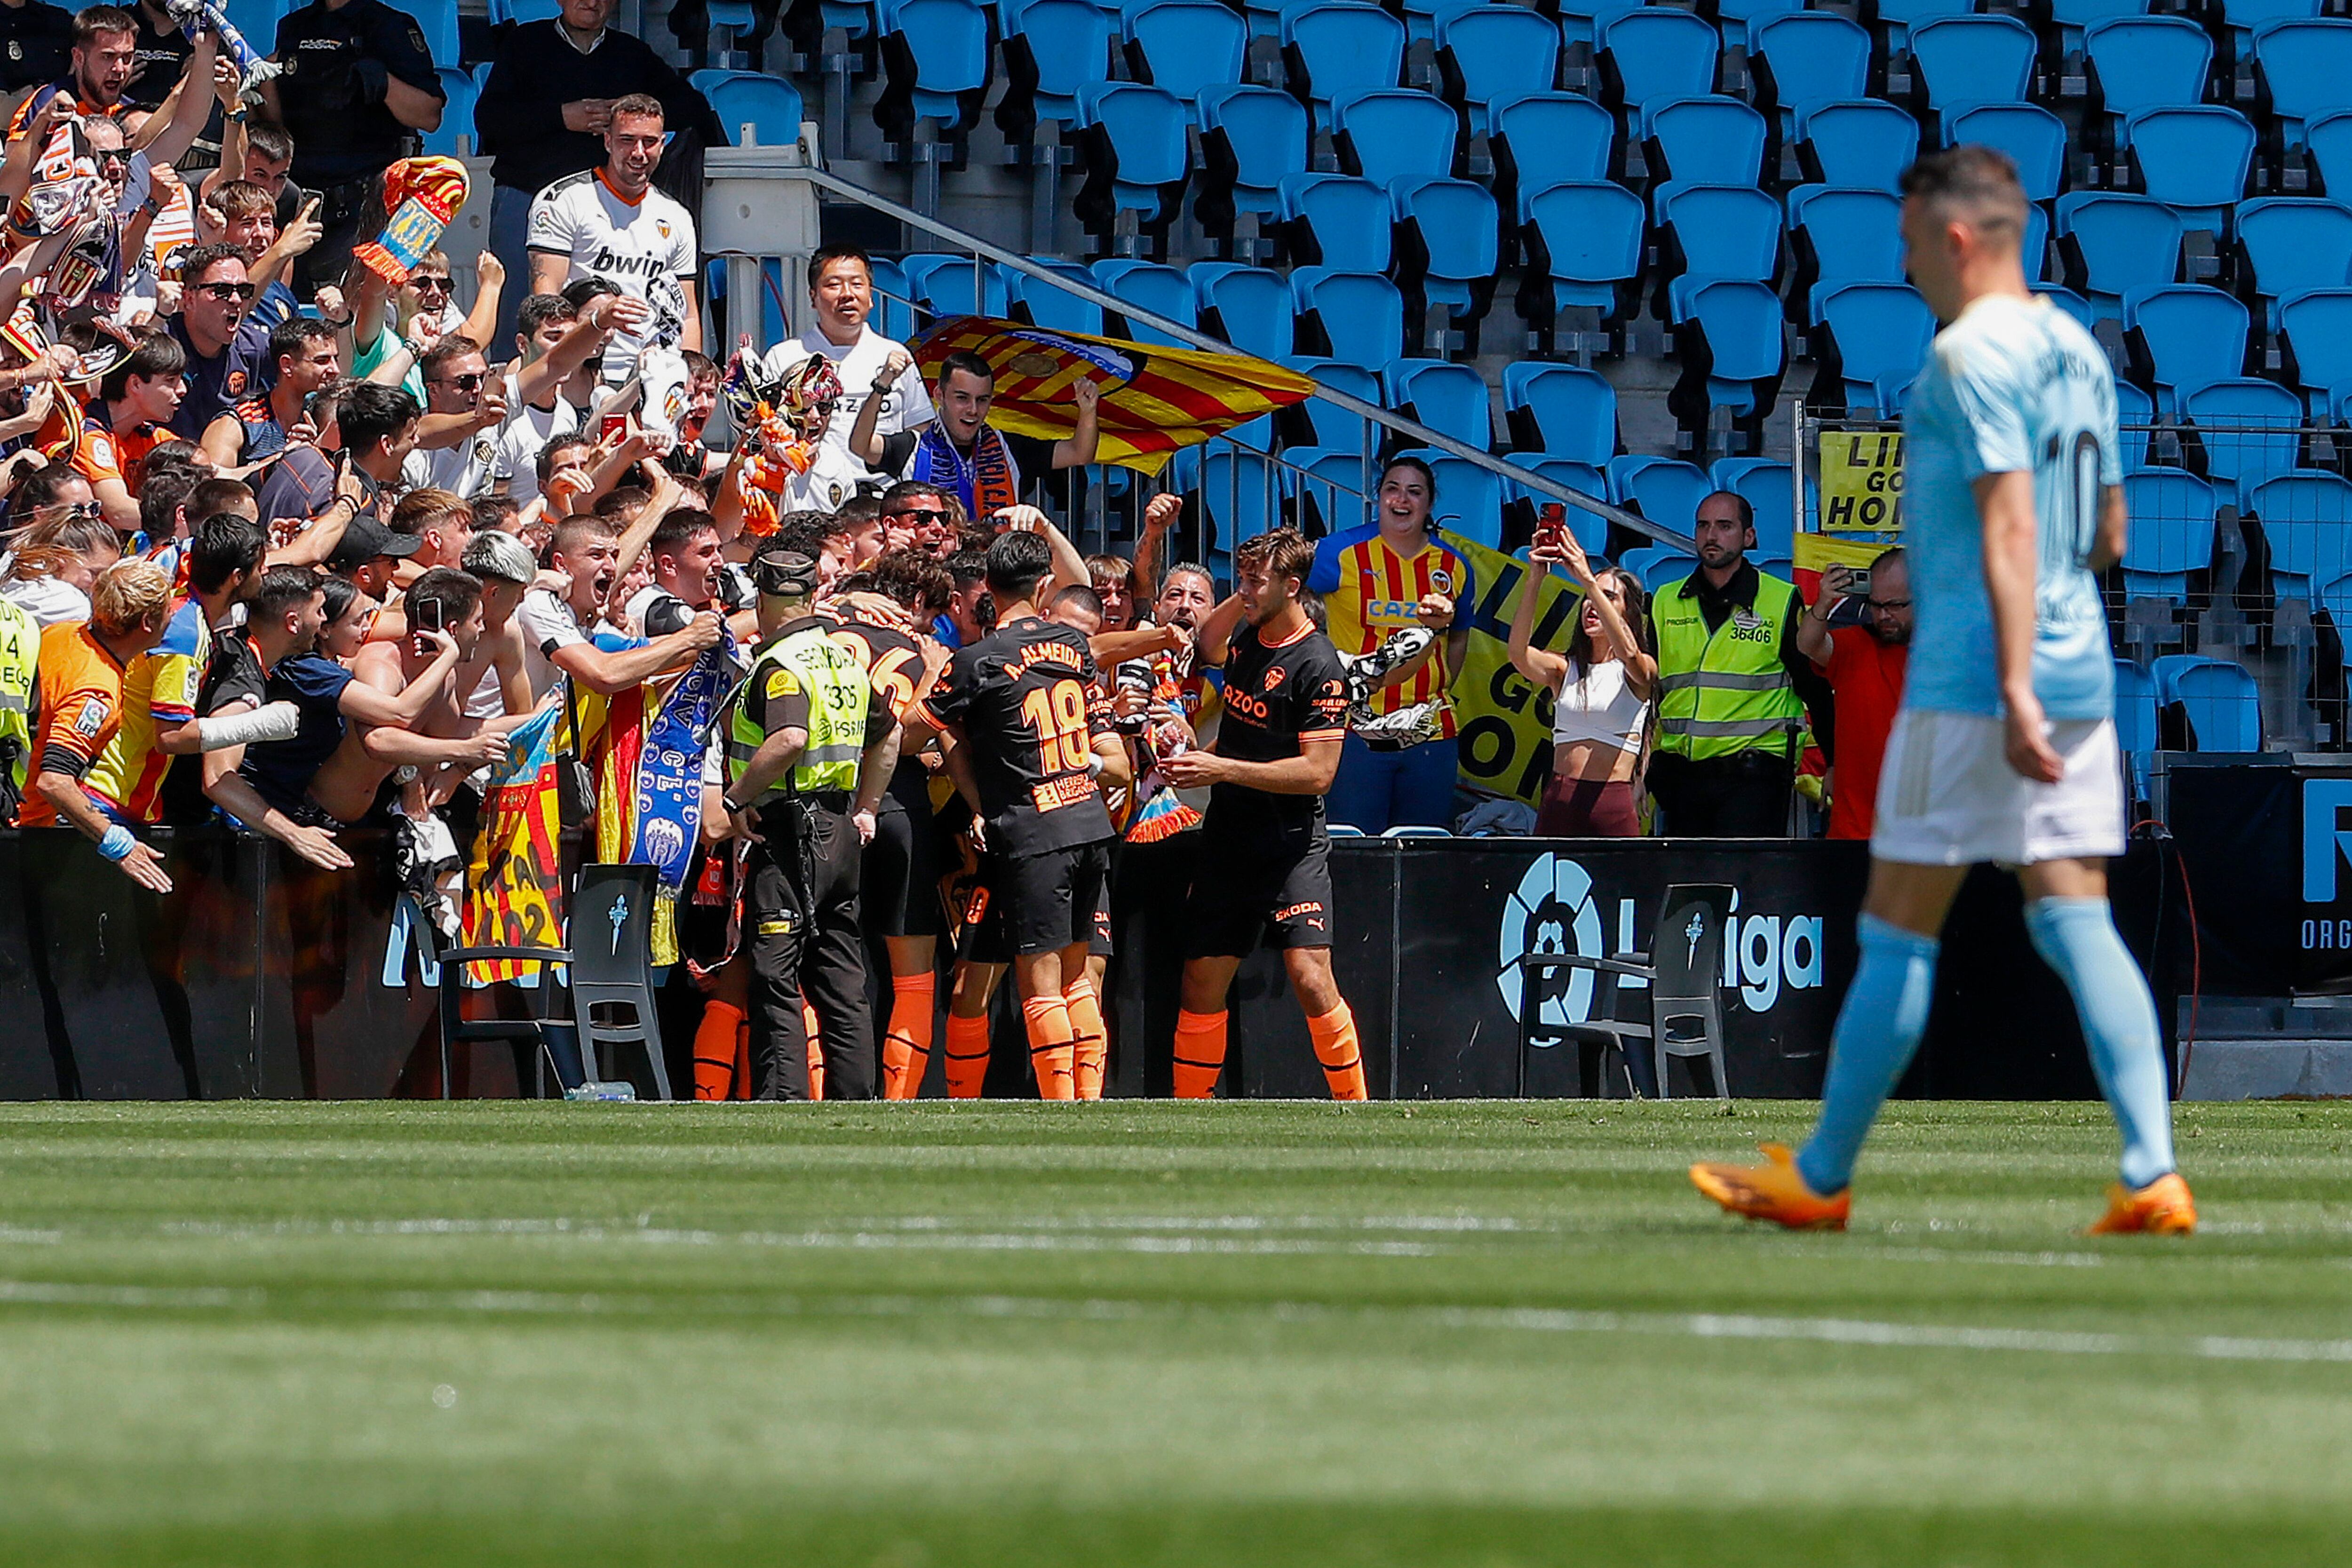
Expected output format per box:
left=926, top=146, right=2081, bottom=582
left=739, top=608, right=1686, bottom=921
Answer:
left=1691, top=147, right=2192, bottom=1234
left=919, top=530, right=1129, bottom=1101
left=1160, top=528, right=1365, bottom=1102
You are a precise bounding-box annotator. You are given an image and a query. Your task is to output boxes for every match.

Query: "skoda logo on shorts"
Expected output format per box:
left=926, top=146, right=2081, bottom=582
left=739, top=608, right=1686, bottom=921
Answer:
left=1496, top=854, right=1605, bottom=1030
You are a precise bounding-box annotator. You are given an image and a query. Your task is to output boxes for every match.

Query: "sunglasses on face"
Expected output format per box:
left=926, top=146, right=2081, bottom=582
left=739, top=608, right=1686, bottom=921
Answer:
left=196, top=280, right=255, bottom=302
left=92, top=150, right=128, bottom=170
left=411, top=276, right=453, bottom=293
left=436, top=372, right=485, bottom=391
left=1865, top=597, right=1913, bottom=613
left=40, top=500, right=101, bottom=521
left=890, top=507, right=951, bottom=525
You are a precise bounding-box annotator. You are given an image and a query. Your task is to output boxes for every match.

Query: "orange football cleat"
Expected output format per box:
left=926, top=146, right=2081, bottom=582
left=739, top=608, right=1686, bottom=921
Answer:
left=2087, top=1172, right=2198, bottom=1235
left=1689, top=1143, right=1851, bottom=1231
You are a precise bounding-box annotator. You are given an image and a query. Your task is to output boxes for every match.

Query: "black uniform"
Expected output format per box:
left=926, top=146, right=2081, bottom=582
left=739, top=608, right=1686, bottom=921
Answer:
left=831, top=615, right=942, bottom=940
left=0, top=1, right=72, bottom=95
left=271, top=0, right=443, bottom=292
left=921, top=616, right=1116, bottom=958
left=1183, top=619, right=1351, bottom=958
left=123, top=1, right=192, bottom=110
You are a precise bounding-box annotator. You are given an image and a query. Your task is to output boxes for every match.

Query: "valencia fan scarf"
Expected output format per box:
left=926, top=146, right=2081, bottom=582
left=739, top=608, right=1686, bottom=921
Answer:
left=908, top=422, right=1019, bottom=521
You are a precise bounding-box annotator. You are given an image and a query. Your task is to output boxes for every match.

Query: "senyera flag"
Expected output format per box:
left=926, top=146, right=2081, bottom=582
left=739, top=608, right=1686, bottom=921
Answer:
left=910, top=315, right=1314, bottom=473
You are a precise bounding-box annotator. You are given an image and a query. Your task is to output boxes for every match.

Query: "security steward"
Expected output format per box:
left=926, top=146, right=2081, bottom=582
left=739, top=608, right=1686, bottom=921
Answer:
left=1647, top=489, right=1830, bottom=836
left=258, top=0, right=446, bottom=296
left=721, top=547, right=900, bottom=1102
left=0, top=590, right=37, bottom=820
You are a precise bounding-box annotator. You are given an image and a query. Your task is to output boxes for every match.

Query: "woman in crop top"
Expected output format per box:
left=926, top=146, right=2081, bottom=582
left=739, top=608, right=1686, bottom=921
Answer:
left=1506, top=529, right=1655, bottom=836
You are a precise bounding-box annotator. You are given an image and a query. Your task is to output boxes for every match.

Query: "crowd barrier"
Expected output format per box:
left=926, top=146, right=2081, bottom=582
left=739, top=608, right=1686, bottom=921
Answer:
left=0, top=828, right=2180, bottom=1102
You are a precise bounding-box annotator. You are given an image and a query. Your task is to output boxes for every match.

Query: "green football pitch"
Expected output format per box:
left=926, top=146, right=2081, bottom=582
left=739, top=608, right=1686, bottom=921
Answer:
left=3, top=1099, right=2351, bottom=1567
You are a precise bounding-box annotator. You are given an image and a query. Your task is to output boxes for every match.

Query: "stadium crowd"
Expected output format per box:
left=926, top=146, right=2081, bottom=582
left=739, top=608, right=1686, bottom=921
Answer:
left=0, top=3, right=1912, bottom=1101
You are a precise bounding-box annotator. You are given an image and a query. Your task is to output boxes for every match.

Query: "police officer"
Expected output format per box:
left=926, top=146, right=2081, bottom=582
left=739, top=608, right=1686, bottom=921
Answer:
left=721, top=546, right=900, bottom=1101
left=0, top=0, right=74, bottom=96
left=258, top=0, right=445, bottom=296
left=1648, top=490, right=1830, bottom=836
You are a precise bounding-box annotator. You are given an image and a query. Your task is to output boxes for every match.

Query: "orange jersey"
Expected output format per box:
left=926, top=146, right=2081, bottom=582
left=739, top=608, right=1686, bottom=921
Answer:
left=16, top=621, right=127, bottom=826
left=1307, top=525, right=1472, bottom=737
left=83, top=598, right=209, bottom=822
left=72, top=402, right=164, bottom=496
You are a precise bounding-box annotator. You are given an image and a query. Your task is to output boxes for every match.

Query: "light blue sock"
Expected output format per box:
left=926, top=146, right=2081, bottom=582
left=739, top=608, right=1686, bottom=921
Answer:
left=1796, top=915, right=1940, bottom=1196
left=2024, top=897, right=2176, bottom=1191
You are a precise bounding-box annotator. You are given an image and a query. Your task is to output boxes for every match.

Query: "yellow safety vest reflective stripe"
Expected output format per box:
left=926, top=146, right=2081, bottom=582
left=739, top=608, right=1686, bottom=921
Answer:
left=1651, top=570, right=1806, bottom=762
left=0, top=597, right=35, bottom=804
left=727, top=624, right=869, bottom=806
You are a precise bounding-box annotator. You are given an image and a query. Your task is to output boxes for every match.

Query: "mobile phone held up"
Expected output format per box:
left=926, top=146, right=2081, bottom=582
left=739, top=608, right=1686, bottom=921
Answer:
left=1533, top=501, right=1566, bottom=554
left=416, top=597, right=445, bottom=636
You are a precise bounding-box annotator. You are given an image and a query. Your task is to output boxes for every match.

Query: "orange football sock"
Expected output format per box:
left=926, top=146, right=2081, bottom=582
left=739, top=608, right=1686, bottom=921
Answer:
left=1172, top=1008, right=1228, bottom=1099
left=733, top=1019, right=750, bottom=1100
left=805, top=1001, right=825, bottom=1101
left=1065, top=978, right=1107, bottom=1100
left=883, top=973, right=937, bottom=1100
left=944, top=1012, right=993, bottom=1099
left=692, top=1000, right=744, bottom=1102
left=1022, top=994, right=1076, bottom=1101
left=1306, top=1000, right=1367, bottom=1101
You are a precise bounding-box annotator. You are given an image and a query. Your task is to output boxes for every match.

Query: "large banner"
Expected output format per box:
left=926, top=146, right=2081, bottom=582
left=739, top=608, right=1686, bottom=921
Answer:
left=1443, top=530, right=1583, bottom=808
left=1817, top=430, right=1904, bottom=533
left=2167, top=760, right=2352, bottom=995
left=462, top=704, right=565, bottom=982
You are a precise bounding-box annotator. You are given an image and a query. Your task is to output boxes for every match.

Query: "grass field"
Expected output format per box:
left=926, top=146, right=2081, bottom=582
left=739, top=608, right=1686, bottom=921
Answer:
left=4, top=1099, right=2352, bottom=1567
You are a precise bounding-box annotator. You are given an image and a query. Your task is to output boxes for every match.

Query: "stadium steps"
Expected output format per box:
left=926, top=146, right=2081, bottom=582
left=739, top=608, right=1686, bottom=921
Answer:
left=2177, top=1000, right=2352, bottom=1099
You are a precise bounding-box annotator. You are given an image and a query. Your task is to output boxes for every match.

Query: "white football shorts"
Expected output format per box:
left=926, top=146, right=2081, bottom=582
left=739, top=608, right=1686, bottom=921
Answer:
left=1871, top=708, right=2126, bottom=867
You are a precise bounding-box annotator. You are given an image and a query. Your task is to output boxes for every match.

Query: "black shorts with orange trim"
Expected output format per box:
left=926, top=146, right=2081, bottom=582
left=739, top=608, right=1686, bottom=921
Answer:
left=959, top=840, right=1112, bottom=963
left=1180, top=827, right=1334, bottom=958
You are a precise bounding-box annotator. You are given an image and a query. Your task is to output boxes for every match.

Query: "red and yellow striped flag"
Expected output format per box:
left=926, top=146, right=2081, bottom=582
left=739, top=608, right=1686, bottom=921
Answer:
left=910, top=315, right=1314, bottom=475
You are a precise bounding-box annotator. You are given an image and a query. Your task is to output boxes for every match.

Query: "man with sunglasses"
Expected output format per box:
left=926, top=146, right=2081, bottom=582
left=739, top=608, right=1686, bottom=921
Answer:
left=199, top=316, right=339, bottom=472
left=398, top=334, right=506, bottom=498
left=1800, top=547, right=1913, bottom=842
left=165, top=243, right=276, bottom=439
left=876, top=480, right=957, bottom=559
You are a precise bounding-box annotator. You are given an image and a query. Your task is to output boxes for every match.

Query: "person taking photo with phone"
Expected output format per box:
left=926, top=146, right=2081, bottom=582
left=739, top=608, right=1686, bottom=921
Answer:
left=1507, top=511, right=1656, bottom=837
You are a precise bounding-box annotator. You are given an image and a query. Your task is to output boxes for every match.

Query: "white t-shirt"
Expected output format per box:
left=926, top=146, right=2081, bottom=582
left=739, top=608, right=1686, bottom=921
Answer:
left=494, top=371, right=584, bottom=504
left=0, top=574, right=90, bottom=628
left=525, top=170, right=697, bottom=380
left=761, top=322, right=933, bottom=475
left=402, top=432, right=501, bottom=499
left=517, top=587, right=590, bottom=701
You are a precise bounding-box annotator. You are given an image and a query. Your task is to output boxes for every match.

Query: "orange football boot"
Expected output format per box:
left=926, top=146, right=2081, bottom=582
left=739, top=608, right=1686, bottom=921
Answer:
left=2087, top=1172, right=2198, bottom=1235
left=1689, top=1143, right=1852, bottom=1231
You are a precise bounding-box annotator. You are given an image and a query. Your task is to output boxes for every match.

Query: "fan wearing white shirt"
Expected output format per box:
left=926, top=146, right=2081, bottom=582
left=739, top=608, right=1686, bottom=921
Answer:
left=761, top=244, right=933, bottom=485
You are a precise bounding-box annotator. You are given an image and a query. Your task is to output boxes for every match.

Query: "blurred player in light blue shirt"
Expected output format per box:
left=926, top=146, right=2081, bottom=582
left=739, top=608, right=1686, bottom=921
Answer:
left=1692, top=146, right=2193, bottom=1237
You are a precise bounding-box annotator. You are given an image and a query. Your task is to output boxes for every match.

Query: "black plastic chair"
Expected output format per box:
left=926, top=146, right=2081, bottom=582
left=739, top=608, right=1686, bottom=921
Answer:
left=1515, top=883, right=1735, bottom=1099
left=434, top=945, right=573, bottom=1099
left=570, top=863, right=673, bottom=1101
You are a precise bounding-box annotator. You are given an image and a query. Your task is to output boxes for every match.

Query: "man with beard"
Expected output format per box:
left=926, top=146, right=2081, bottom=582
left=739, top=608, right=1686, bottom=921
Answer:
left=399, top=335, right=507, bottom=498
left=200, top=316, right=340, bottom=473
left=1800, top=546, right=1912, bottom=842
left=165, top=244, right=277, bottom=438
left=4, top=7, right=214, bottom=176
left=518, top=511, right=720, bottom=701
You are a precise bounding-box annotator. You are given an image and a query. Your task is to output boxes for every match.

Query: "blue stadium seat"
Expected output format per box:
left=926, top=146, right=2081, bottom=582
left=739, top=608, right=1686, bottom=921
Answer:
left=1391, top=176, right=1501, bottom=338
left=1597, top=9, right=1719, bottom=124
left=1196, top=85, right=1311, bottom=229
left=1282, top=3, right=1408, bottom=132
left=1872, top=0, right=1971, bottom=57
left=2280, top=287, right=2352, bottom=419
left=703, top=72, right=806, bottom=149
left=2217, top=0, right=2324, bottom=59
left=2310, top=109, right=2352, bottom=196
left=1636, top=550, right=1703, bottom=593
left=1202, top=448, right=1281, bottom=551
left=876, top=0, right=992, bottom=137
left=2054, top=191, right=2183, bottom=318
left=1390, top=449, right=1508, bottom=547
left=1656, top=184, right=1781, bottom=287
left=1287, top=356, right=1384, bottom=451
left=2113, top=658, right=2158, bottom=779
left=868, top=256, right=914, bottom=341
left=1907, top=16, right=2037, bottom=113
left=1006, top=258, right=1104, bottom=336
left=1278, top=174, right=1392, bottom=271
left=1093, top=258, right=1195, bottom=345
left=1747, top=12, right=1872, bottom=132
left=1333, top=89, right=1460, bottom=186
left=1607, top=454, right=1711, bottom=535
left=1507, top=458, right=1612, bottom=555
left=1944, top=102, right=2066, bottom=203
left=408, top=0, right=460, bottom=65
left=1386, top=358, right=1494, bottom=448
left=2035, top=282, right=2097, bottom=330
left=425, top=69, right=476, bottom=156
left=1666, top=277, right=1787, bottom=429
left=1503, top=361, right=1618, bottom=463
left=2183, top=377, right=2306, bottom=506
left=1286, top=445, right=1374, bottom=535
left=1644, top=96, right=1766, bottom=199
left=2252, top=19, right=2352, bottom=151
left=2234, top=199, right=2352, bottom=330
left=901, top=254, right=1012, bottom=322
left=1796, top=99, right=1923, bottom=192
left=1437, top=5, right=1564, bottom=138
left=1293, top=267, right=1407, bottom=366
left=1125, top=0, right=1249, bottom=101
left=2152, top=653, right=2263, bottom=751
left=2119, top=470, right=2216, bottom=600
left=2083, top=17, right=2212, bottom=151
left=1518, top=181, right=1647, bottom=332
left=1491, top=93, right=1616, bottom=219
left=1712, top=458, right=1796, bottom=557
left=2050, top=0, right=2152, bottom=55
left=1715, top=0, right=1805, bottom=29
left=2122, top=284, right=2251, bottom=413
left=1076, top=81, right=1191, bottom=240
left=2117, top=379, right=2156, bottom=470
left=1192, top=263, right=1296, bottom=357
left=998, top=0, right=1113, bottom=135
left=490, top=0, right=563, bottom=18
left=1814, top=281, right=1936, bottom=414
left=1553, top=0, right=1645, bottom=52
left=1790, top=186, right=1905, bottom=315
left=2122, top=106, right=2257, bottom=234
left=2249, top=470, right=2352, bottom=604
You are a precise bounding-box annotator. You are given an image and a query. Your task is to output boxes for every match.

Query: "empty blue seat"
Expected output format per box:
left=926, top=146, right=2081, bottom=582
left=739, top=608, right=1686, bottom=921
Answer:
left=1193, top=263, right=1295, bottom=357
left=2152, top=654, right=2263, bottom=751
left=2121, top=284, right=2251, bottom=412
left=1437, top=5, right=1563, bottom=138
left=1790, top=185, right=1905, bottom=313
left=2280, top=287, right=2352, bottom=419
left=1608, top=454, right=1712, bottom=535
left=901, top=253, right=1011, bottom=320
left=1815, top=281, right=1935, bottom=414
left=2234, top=199, right=2352, bottom=329
left=1796, top=99, right=1922, bottom=192
left=1747, top=12, right=1871, bottom=130
left=425, top=68, right=475, bottom=157
left=1944, top=102, right=2066, bottom=203
left=1126, top=0, right=1248, bottom=101
left=1008, top=259, right=1105, bottom=334
left=1597, top=9, right=1718, bottom=123
left=1667, top=277, right=1786, bottom=423
left=2054, top=191, right=2183, bottom=318
left=1197, top=85, right=1310, bottom=223
left=1279, top=173, right=1391, bottom=271
left=1283, top=3, right=1407, bottom=132
left=2050, top=0, right=2151, bottom=53
left=1507, top=457, right=1612, bottom=555
left=877, top=0, right=992, bottom=135
left=2249, top=470, right=2352, bottom=601
left=1657, top=183, right=1781, bottom=285
left=1386, top=358, right=1493, bottom=448
left=1554, top=0, right=1645, bottom=50
left=1519, top=181, right=1647, bottom=326
left=2035, top=282, right=2097, bottom=330
left=2119, top=470, right=2216, bottom=598
left=1287, top=356, right=1384, bottom=450
left=1491, top=93, right=1615, bottom=212
left=867, top=256, right=914, bottom=342
left=2122, top=106, right=2257, bottom=233
left=1093, top=258, right=1194, bottom=345
left=1293, top=267, right=1406, bottom=366
left=2311, top=109, right=2352, bottom=197
left=999, top=0, right=1112, bottom=133
left=1873, top=0, right=1971, bottom=55
left=1503, top=361, right=1617, bottom=463
left=1391, top=175, right=1501, bottom=332
left=2183, top=377, right=2306, bottom=506
left=2083, top=18, right=2212, bottom=143
left=1202, top=447, right=1281, bottom=551
left=1285, top=445, right=1373, bottom=534
left=1907, top=16, right=2037, bottom=112
left=1712, top=458, right=1796, bottom=557
left=2113, top=658, right=2159, bottom=773
left=1333, top=89, right=1460, bottom=186
left=1076, top=81, right=1190, bottom=234
left=2217, top=0, right=2324, bottom=54
left=2253, top=19, right=2352, bottom=151
left=1384, top=448, right=1508, bottom=546
left=2117, top=379, right=2156, bottom=470
left=702, top=72, right=806, bottom=149
left=1644, top=96, right=1766, bottom=196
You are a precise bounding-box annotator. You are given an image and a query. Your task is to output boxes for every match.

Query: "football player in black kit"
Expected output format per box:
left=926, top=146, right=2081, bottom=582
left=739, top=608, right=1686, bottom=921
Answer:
left=917, top=529, right=1130, bottom=1100
left=1160, top=528, right=1367, bottom=1101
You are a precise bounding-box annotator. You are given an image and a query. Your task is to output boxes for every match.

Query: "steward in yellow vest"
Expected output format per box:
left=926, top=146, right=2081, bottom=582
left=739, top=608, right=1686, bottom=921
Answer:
left=0, top=595, right=35, bottom=820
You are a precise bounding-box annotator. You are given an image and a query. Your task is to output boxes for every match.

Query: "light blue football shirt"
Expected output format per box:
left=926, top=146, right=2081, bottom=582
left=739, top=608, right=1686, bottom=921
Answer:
left=1899, top=293, right=2122, bottom=721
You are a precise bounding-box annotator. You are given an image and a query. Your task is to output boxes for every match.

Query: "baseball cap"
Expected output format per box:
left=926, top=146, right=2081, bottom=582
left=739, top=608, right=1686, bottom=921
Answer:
left=326, top=515, right=424, bottom=575
left=748, top=546, right=821, bottom=597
